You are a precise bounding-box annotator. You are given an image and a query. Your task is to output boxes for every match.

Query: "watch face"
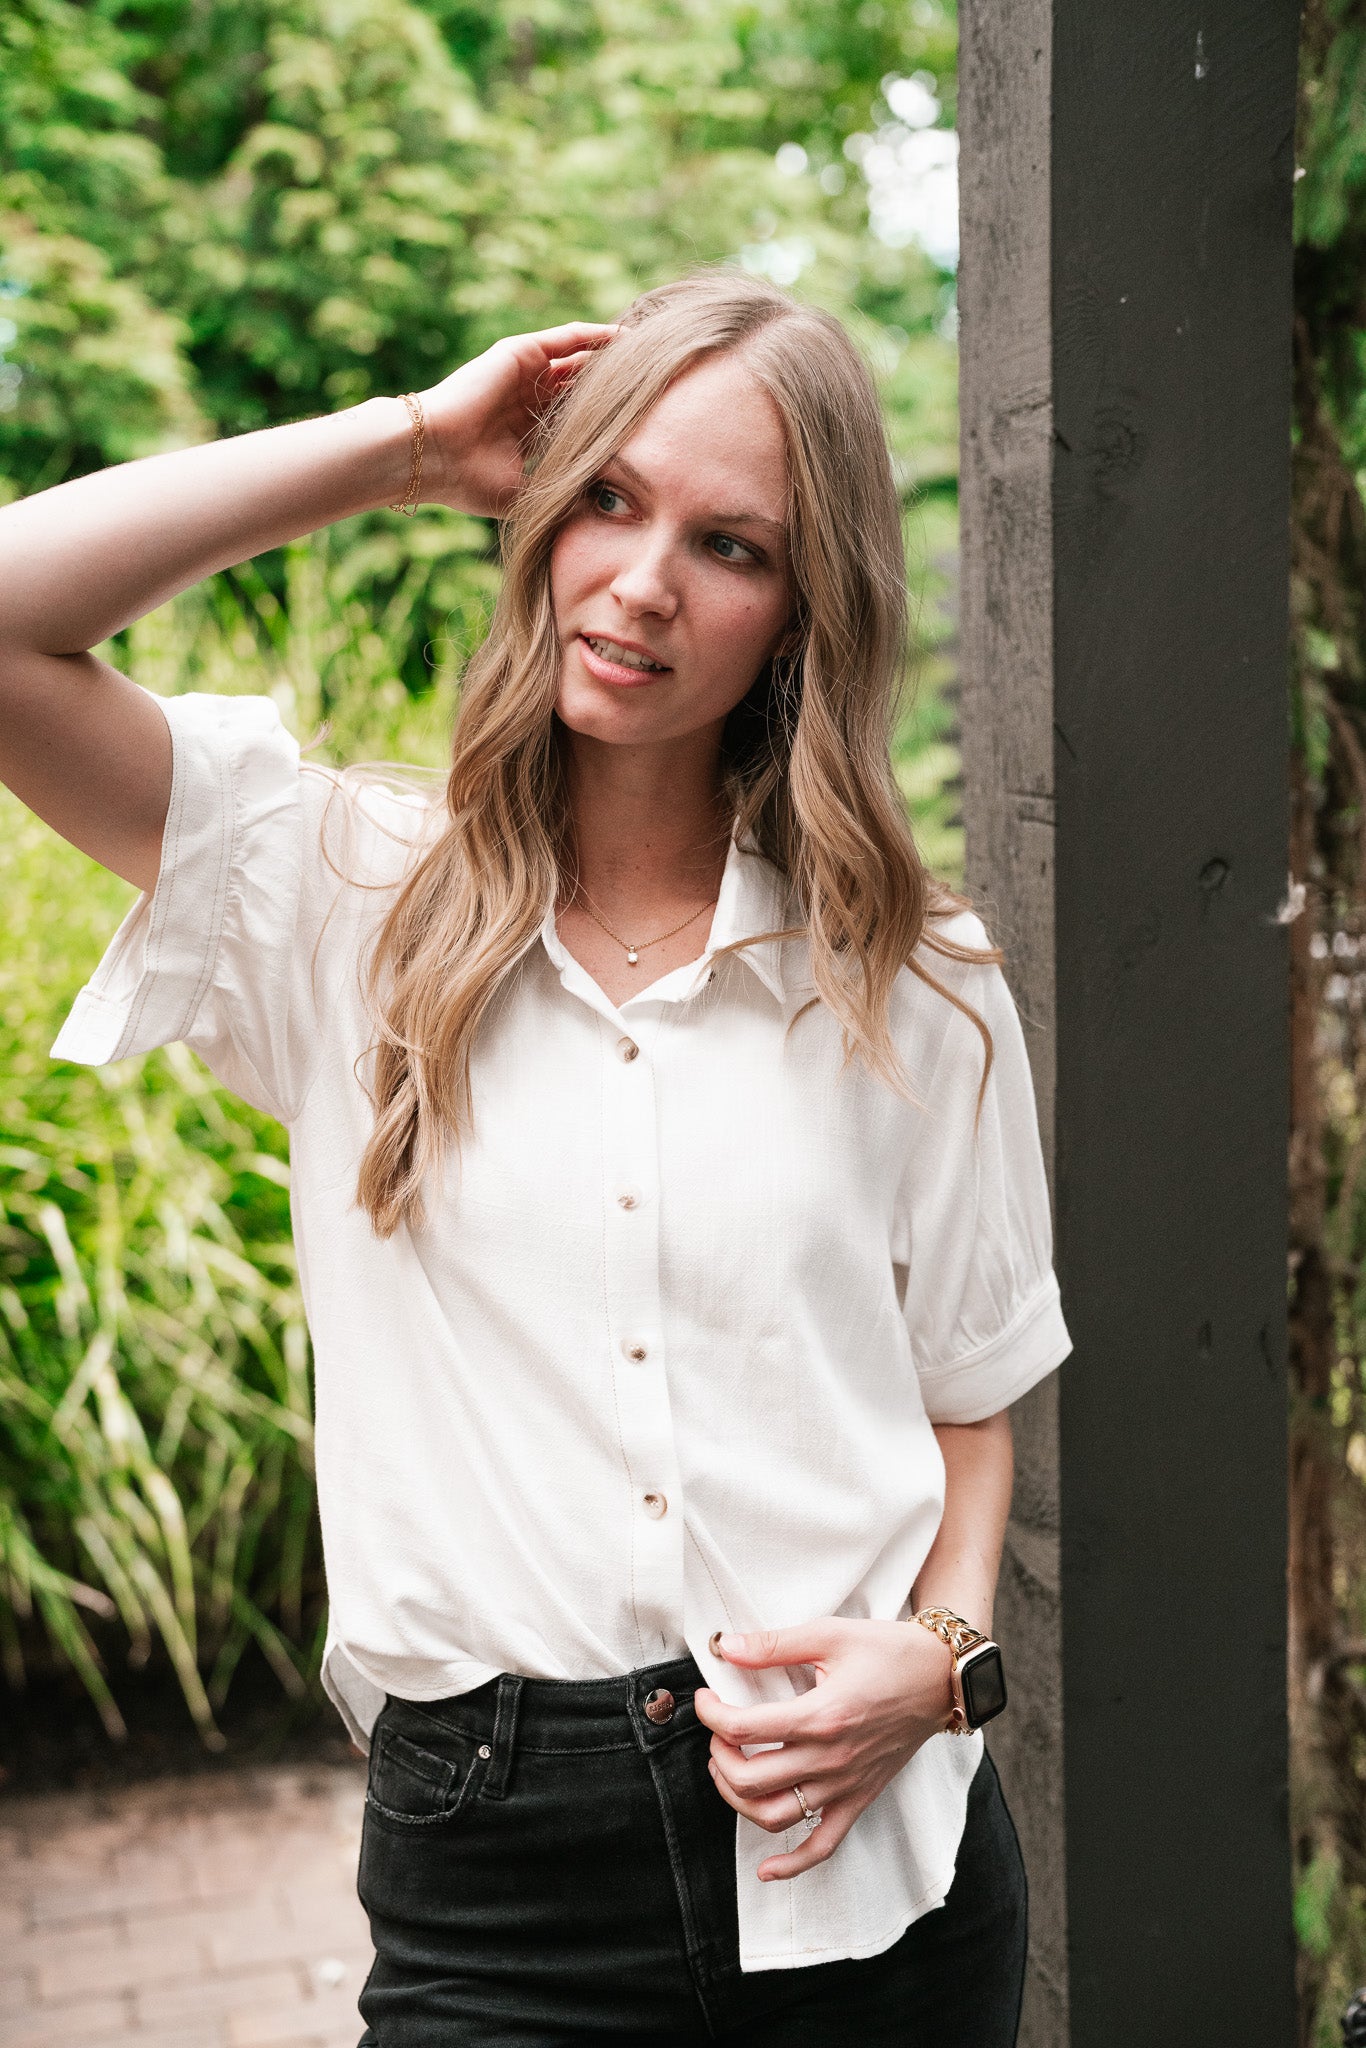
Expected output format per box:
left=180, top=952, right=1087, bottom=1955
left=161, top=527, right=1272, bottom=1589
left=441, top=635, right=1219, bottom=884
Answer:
left=960, top=1645, right=1007, bottom=1729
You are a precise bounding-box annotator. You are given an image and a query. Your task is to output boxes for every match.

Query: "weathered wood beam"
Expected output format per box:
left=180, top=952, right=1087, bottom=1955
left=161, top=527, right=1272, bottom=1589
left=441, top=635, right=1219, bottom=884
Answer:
left=958, top=4, right=1300, bottom=2041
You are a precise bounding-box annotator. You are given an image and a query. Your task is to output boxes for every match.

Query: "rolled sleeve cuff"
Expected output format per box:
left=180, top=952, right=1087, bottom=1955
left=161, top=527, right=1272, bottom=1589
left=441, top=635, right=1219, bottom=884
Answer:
left=916, top=1273, right=1073, bottom=1425
left=49, top=692, right=271, bottom=1067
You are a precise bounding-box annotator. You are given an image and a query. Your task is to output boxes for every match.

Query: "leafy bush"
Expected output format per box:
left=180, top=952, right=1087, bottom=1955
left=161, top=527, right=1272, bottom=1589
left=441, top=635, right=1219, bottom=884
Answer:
left=1, top=790, right=312, bottom=1742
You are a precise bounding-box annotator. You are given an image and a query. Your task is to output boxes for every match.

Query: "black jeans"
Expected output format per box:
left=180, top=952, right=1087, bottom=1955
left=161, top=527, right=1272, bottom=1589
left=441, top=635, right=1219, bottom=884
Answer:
left=356, top=1652, right=1027, bottom=2046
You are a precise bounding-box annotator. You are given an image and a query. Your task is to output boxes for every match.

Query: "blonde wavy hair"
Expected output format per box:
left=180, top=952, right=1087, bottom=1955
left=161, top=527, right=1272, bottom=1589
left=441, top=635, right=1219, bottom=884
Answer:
left=357, top=270, right=999, bottom=1237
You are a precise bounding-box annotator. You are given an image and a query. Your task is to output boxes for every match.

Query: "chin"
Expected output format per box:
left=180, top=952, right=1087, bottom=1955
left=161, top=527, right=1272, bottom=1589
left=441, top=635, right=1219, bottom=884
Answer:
left=554, top=685, right=649, bottom=745
left=552, top=667, right=663, bottom=741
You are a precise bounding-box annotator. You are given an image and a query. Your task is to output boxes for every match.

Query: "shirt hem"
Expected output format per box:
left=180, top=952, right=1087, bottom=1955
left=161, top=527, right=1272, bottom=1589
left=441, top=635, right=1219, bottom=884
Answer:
left=737, top=1873, right=952, bottom=1973
left=323, top=1641, right=505, bottom=1752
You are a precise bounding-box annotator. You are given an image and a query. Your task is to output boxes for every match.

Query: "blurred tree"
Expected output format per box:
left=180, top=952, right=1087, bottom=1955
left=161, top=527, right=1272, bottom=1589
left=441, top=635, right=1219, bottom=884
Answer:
left=1290, top=1, right=1366, bottom=2039
left=1, top=0, right=957, bottom=469
left=0, top=0, right=203, bottom=481
left=0, top=0, right=958, bottom=694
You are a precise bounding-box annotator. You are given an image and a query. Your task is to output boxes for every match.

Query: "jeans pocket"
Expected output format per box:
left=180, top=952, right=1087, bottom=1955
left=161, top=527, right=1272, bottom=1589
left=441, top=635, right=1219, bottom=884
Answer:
left=365, top=1708, right=488, bottom=1830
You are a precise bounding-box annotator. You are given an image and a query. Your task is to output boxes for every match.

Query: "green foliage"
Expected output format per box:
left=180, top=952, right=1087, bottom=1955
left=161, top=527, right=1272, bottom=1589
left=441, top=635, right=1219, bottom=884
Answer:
left=1297, top=1848, right=1341, bottom=1960
left=1295, top=1849, right=1366, bottom=2048
left=0, top=0, right=960, bottom=718
left=0, top=0, right=958, bottom=470
left=1296, top=6, right=1366, bottom=476
left=0, top=0, right=203, bottom=487
left=1291, top=0, right=1366, bottom=2030
left=182, top=0, right=485, bottom=427
left=1, top=797, right=314, bottom=1742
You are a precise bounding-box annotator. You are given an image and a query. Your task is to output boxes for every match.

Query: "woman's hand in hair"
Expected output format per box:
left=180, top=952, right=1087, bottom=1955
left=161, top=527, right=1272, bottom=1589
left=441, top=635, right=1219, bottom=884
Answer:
left=0, top=327, right=601, bottom=885
left=694, top=1618, right=960, bottom=1881
left=418, top=322, right=618, bottom=517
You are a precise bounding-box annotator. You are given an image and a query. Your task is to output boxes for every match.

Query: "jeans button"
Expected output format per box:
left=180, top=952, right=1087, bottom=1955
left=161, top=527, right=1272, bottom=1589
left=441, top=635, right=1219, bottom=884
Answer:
left=643, top=1687, right=676, bottom=1725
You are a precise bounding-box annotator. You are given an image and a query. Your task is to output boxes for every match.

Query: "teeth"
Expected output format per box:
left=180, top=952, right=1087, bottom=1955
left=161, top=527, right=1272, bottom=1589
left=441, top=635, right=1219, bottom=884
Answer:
left=585, top=636, right=666, bottom=672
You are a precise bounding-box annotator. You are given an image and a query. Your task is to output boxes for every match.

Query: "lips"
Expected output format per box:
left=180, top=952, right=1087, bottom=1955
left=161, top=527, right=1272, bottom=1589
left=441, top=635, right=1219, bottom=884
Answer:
left=584, top=633, right=667, bottom=672
left=576, top=633, right=672, bottom=687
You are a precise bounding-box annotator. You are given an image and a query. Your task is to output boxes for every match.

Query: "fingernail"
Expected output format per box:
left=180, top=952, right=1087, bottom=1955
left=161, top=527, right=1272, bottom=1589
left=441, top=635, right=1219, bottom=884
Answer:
left=718, top=1633, right=742, bottom=1658
left=708, top=1630, right=725, bottom=1658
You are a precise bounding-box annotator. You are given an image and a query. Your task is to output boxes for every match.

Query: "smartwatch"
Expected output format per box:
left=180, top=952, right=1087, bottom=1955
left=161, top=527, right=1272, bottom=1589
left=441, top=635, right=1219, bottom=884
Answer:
left=911, top=1606, right=1008, bottom=1733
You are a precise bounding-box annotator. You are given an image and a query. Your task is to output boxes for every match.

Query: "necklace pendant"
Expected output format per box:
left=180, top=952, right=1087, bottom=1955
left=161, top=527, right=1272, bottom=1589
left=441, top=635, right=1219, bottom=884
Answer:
left=626, top=947, right=639, bottom=965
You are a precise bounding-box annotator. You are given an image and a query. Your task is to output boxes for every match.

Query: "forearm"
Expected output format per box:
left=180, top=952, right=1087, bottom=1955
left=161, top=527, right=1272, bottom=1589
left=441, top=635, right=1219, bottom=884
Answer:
left=706, top=1412, right=1018, bottom=1873
left=0, top=397, right=414, bottom=659
left=910, top=1410, right=1014, bottom=1635
left=0, top=321, right=612, bottom=893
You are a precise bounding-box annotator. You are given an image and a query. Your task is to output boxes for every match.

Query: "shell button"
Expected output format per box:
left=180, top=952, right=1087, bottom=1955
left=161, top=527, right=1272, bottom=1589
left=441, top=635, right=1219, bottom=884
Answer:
left=642, top=1491, right=668, bottom=1519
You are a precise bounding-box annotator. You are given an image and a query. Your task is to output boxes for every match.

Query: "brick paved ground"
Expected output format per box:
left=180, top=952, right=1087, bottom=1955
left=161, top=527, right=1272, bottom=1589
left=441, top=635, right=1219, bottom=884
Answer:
left=0, top=1762, right=373, bottom=2048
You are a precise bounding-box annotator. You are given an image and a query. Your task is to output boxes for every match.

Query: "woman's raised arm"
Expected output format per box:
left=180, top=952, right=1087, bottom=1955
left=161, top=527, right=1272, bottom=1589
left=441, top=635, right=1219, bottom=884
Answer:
left=0, top=322, right=614, bottom=892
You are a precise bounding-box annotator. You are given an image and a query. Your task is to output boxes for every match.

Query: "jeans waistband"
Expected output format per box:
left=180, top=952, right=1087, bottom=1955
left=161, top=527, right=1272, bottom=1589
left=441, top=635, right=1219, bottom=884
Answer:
left=386, top=1652, right=706, bottom=1774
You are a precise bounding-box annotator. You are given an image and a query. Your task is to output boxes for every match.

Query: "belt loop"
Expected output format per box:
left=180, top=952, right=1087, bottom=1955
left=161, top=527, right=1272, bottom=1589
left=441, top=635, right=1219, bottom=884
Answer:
left=481, top=1674, right=523, bottom=1800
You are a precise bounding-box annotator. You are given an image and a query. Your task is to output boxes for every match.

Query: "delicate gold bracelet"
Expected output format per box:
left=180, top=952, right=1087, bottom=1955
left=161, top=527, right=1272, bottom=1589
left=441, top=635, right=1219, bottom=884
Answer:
left=389, top=392, right=425, bottom=515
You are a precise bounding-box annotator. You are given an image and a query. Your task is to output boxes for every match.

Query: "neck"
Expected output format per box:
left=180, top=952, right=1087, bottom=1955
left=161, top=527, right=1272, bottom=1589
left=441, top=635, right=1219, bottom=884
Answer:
left=560, top=726, right=732, bottom=912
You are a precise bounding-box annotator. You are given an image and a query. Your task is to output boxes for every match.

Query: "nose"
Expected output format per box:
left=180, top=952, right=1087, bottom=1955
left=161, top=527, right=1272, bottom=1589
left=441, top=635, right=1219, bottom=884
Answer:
left=608, top=532, right=679, bottom=621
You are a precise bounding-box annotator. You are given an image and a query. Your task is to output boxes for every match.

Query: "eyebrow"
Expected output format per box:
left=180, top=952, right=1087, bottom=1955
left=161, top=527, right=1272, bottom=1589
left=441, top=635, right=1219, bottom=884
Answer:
left=605, top=455, right=789, bottom=545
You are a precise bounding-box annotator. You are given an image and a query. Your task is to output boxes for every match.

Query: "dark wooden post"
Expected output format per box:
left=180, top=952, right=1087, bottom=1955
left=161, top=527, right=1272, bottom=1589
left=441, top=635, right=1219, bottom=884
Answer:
left=958, top=5, right=1301, bottom=2043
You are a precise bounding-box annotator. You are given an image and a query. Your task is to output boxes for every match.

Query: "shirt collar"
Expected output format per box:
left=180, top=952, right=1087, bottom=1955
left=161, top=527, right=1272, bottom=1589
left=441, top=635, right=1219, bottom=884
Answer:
left=536, top=828, right=798, bottom=1013
left=705, top=829, right=793, bottom=1002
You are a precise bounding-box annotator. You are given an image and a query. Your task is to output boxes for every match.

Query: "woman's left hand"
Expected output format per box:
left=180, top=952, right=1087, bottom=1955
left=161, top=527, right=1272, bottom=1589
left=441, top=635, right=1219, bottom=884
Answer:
left=693, top=1617, right=959, bottom=1882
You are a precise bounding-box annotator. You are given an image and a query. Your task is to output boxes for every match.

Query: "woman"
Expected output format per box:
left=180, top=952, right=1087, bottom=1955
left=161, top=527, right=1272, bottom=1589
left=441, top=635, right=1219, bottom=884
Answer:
left=0, top=271, right=1071, bottom=2044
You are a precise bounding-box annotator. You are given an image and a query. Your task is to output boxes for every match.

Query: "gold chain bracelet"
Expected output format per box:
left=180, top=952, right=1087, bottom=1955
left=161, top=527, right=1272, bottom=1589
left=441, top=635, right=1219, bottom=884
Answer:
left=911, top=1606, right=988, bottom=1735
left=389, top=392, right=425, bottom=515
left=913, top=1606, right=989, bottom=1659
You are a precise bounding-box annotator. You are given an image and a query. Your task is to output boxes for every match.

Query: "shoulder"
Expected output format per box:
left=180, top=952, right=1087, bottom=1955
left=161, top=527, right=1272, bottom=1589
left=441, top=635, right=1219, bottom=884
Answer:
left=890, top=902, right=1016, bottom=1084
left=908, top=904, right=1002, bottom=1006
left=298, top=760, right=446, bottom=897
left=152, top=691, right=443, bottom=872
left=919, top=904, right=994, bottom=959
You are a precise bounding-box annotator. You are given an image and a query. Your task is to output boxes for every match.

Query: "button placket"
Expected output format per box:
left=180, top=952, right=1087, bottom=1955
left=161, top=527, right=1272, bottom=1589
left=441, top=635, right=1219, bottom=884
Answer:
left=599, top=1013, right=684, bottom=1651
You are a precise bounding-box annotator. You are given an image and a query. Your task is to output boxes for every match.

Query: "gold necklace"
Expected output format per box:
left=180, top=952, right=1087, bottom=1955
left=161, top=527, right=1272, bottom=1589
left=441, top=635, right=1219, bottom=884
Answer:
left=572, top=885, right=716, bottom=966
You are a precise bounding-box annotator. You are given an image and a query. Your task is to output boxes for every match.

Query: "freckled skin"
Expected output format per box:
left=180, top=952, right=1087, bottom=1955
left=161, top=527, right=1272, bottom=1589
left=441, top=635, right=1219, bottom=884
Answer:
left=550, top=353, right=796, bottom=754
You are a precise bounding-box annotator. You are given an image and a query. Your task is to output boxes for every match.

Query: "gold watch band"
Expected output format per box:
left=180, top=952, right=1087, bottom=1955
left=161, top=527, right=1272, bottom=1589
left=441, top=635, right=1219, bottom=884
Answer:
left=913, top=1605, right=990, bottom=1659
left=912, top=1606, right=989, bottom=1734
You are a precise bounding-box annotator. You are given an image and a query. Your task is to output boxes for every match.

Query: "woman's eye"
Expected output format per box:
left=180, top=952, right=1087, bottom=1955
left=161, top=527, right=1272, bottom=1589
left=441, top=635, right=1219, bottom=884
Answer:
left=592, top=482, right=626, bottom=514
left=709, top=533, right=757, bottom=564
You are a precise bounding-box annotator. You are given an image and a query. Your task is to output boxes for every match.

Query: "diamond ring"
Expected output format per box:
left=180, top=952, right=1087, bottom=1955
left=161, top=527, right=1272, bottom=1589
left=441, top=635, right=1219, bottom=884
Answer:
left=792, top=1782, right=822, bottom=1829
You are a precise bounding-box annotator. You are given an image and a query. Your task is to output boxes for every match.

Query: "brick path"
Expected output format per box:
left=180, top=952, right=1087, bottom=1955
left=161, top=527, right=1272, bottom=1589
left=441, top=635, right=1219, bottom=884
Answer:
left=0, top=1762, right=373, bottom=2048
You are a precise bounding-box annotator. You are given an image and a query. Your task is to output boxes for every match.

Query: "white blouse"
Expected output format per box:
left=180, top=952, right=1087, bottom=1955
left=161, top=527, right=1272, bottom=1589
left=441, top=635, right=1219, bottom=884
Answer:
left=52, top=690, right=1072, bottom=1974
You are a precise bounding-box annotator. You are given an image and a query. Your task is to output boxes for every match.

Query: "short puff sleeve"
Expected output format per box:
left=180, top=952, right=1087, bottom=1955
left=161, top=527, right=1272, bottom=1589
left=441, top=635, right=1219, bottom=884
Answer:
left=50, top=690, right=337, bottom=1125
left=895, top=913, right=1072, bottom=1424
